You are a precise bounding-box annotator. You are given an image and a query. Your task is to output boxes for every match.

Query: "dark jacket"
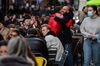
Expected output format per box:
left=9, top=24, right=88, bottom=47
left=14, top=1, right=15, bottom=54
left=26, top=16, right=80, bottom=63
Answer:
left=0, top=56, right=32, bottom=66
left=25, top=35, right=48, bottom=60
left=54, top=12, right=74, bottom=45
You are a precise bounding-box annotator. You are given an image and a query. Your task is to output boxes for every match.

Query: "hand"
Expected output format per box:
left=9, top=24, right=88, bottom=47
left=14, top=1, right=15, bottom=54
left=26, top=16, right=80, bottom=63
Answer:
left=88, top=34, right=93, bottom=39
left=88, top=34, right=96, bottom=40
left=55, top=13, right=63, bottom=18
left=55, top=13, right=60, bottom=16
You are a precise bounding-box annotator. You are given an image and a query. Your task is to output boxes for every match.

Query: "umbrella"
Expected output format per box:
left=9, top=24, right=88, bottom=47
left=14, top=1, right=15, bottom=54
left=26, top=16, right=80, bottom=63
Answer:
left=87, top=0, right=100, bottom=6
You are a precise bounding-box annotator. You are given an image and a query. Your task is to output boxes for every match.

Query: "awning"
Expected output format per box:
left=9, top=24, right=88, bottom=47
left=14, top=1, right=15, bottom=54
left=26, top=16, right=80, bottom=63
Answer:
left=87, top=0, right=100, bottom=6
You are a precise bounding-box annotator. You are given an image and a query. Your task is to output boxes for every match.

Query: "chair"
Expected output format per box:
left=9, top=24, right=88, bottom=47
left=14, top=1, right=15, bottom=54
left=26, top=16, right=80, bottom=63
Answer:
left=57, top=50, right=68, bottom=66
left=72, top=33, right=84, bottom=66
left=35, top=57, right=47, bottom=66
left=48, top=48, right=68, bottom=66
left=48, top=48, right=57, bottom=66
left=33, top=53, right=43, bottom=57
left=48, top=48, right=57, bottom=61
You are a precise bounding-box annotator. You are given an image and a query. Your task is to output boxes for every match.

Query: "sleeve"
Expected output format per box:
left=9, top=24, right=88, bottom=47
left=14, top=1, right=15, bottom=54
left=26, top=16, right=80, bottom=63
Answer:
left=54, top=13, right=73, bottom=24
left=78, top=11, right=86, bottom=23
left=80, top=18, right=91, bottom=38
left=55, top=38, right=64, bottom=61
left=45, top=36, right=54, bottom=48
left=45, top=35, right=59, bottom=48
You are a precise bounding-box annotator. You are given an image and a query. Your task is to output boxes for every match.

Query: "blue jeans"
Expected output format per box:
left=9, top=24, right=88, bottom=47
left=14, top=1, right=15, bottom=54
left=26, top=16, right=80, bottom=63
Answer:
left=83, top=39, right=100, bottom=66
left=64, top=44, right=73, bottom=66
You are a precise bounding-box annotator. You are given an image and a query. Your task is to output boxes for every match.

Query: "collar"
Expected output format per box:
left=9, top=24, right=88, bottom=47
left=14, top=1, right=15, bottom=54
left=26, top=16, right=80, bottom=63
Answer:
left=91, top=15, right=98, bottom=19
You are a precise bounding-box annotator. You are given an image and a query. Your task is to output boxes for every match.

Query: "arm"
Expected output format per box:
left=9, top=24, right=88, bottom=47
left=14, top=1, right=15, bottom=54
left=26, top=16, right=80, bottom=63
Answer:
left=45, top=35, right=59, bottom=48
left=78, top=11, right=86, bottom=23
left=80, top=18, right=92, bottom=38
left=54, top=12, right=73, bottom=24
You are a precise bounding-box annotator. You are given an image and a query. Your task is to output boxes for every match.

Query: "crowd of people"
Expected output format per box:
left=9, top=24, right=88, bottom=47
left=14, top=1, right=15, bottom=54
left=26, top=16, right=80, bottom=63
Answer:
left=0, top=1, right=100, bottom=66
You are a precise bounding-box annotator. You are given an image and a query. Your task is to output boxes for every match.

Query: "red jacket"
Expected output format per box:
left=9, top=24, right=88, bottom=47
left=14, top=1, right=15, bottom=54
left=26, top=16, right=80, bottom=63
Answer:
left=48, top=13, right=73, bottom=35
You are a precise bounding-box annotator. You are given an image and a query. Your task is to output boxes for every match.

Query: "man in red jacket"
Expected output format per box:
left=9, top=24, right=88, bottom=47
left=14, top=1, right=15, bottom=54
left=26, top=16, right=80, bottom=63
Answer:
left=54, top=6, right=74, bottom=66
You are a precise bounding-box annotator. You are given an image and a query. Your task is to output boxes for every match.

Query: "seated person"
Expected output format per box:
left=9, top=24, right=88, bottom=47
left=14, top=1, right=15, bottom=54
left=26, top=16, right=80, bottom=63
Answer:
left=0, top=31, right=37, bottom=66
left=0, top=56, right=32, bottom=66
left=25, top=28, right=48, bottom=60
left=7, top=36, right=37, bottom=66
left=41, top=24, right=64, bottom=61
left=0, top=40, right=8, bottom=56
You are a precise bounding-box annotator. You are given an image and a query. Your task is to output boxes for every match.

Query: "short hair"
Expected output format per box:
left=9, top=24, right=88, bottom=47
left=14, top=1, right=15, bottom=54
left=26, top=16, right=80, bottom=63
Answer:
left=27, top=28, right=37, bottom=35
left=41, top=24, right=51, bottom=31
left=41, top=24, right=57, bottom=36
left=7, top=24, right=16, bottom=28
left=12, top=29, right=20, bottom=36
left=0, top=40, right=7, bottom=47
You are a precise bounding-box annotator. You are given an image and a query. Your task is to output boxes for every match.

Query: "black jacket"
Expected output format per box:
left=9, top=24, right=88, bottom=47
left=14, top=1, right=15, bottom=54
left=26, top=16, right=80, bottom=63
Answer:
left=0, top=56, right=32, bottom=66
left=25, top=35, right=48, bottom=60
left=54, top=12, right=74, bottom=45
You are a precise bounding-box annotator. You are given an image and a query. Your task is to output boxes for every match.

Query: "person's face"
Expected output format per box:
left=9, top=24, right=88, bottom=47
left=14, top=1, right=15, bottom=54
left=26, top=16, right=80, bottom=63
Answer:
left=30, top=17, right=36, bottom=24
left=9, top=28, right=16, bottom=35
left=4, top=16, right=9, bottom=21
left=42, top=27, right=49, bottom=36
left=24, top=19, right=30, bottom=26
left=11, top=31, right=18, bottom=37
left=0, top=46, right=8, bottom=56
left=60, top=6, right=69, bottom=14
left=88, top=7, right=96, bottom=16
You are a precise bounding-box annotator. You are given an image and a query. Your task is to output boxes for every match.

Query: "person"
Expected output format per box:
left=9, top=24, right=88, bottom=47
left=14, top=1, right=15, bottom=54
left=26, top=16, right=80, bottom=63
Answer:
left=78, top=6, right=88, bottom=23
left=22, top=18, right=31, bottom=33
left=97, top=6, right=100, bottom=16
left=25, top=28, right=48, bottom=60
left=80, top=5, right=100, bottom=66
left=0, top=37, right=32, bottom=66
left=4, top=15, right=15, bottom=26
left=30, top=16, right=41, bottom=29
left=7, top=24, right=16, bottom=39
left=41, top=24, right=64, bottom=61
left=8, top=36, right=37, bottom=66
left=0, top=40, right=8, bottom=56
left=4, top=15, right=13, bottom=27
left=0, top=22, right=9, bottom=40
left=54, top=6, right=74, bottom=66
left=7, top=29, right=21, bottom=39
left=0, top=56, right=32, bottom=66
left=8, top=27, right=23, bottom=38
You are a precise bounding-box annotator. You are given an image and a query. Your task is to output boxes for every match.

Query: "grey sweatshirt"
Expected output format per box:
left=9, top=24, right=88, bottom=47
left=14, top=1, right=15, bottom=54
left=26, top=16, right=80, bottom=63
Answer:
left=80, top=16, right=100, bottom=39
left=45, top=35, right=64, bottom=61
